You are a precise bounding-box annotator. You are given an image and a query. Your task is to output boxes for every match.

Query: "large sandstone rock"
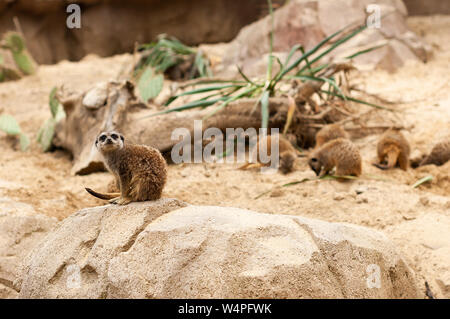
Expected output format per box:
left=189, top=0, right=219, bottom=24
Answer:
left=18, top=199, right=419, bottom=298
left=206, top=0, right=432, bottom=76
left=0, top=205, right=57, bottom=299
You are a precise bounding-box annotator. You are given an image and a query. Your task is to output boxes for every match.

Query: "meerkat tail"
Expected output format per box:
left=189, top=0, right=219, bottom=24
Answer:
left=238, top=162, right=252, bottom=170
left=239, top=162, right=264, bottom=170
left=85, top=188, right=120, bottom=200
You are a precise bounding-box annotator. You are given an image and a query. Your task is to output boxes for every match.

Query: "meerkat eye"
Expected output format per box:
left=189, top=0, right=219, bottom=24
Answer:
left=311, top=158, right=318, bottom=163
left=120, top=135, right=124, bottom=142
left=99, top=135, right=107, bottom=142
left=111, top=134, right=118, bottom=140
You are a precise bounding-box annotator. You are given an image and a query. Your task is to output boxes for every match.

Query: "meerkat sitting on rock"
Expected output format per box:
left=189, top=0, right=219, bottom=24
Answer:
left=373, top=129, right=410, bottom=171
left=239, top=134, right=298, bottom=174
left=308, top=138, right=362, bottom=178
left=85, top=131, right=167, bottom=205
left=315, top=123, right=349, bottom=147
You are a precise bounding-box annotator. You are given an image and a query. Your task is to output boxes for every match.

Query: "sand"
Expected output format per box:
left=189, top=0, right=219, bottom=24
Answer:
left=0, top=16, right=449, bottom=298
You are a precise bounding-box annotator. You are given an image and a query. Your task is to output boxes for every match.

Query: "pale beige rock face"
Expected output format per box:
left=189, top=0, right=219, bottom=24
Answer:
left=0, top=207, right=57, bottom=299
left=17, top=198, right=188, bottom=298
left=386, top=213, right=450, bottom=298
left=18, top=200, right=419, bottom=299
left=206, top=0, right=431, bottom=77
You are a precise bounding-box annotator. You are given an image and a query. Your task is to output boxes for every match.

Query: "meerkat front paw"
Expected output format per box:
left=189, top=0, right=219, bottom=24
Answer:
left=109, top=197, right=121, bottom=204
left=116, top=197, right=132, bottom=205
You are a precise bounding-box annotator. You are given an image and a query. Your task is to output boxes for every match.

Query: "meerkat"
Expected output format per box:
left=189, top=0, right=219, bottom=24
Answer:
left=373, top=129, right=410, bottom=171
left=315, top=123, right=349, bottom=147
left=239, top=134, right=298, bottom=174
left=419, top=138, right=450, bottom=166
left=85, top=131, right=167, bottom=205
left=308, top=138, right=362, bottom=178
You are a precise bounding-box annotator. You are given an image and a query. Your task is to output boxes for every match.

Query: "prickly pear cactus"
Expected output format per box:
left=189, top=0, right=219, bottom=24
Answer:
left=4, top=32, right=25, bottom=53
left=1, top=32, right=37, bottom=76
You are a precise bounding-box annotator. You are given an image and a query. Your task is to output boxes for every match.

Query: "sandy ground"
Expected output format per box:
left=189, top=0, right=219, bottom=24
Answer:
left=0, top=16, right=449, bottom=298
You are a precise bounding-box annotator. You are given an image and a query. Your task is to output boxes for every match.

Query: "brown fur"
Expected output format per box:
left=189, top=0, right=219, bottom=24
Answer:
left=374, top=129, right=410, bottom=171
left=419, top=138, right=450, bottom=166
left=315, top=123, right=349, bottom=147
left=85, top=131, right=167, bottom=205
left=106, top=178, right=120, bottom=193
left=308, top=138, right=362, bottom=177
left=239, top=134, right=298, bottom=174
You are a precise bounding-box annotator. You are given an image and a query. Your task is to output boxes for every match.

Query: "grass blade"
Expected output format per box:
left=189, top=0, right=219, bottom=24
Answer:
left=237, top=65, right=258, bottom=86
left=260, top=90, right=270, bottom=129
left=282, top=178, right=313, bottom=187
left=284, top=44, right=303, bottom=68
left=320, top=89, right=393, bottom=111
left=165, top=84, right=243, bottom=106
left=279, top=27, right=348, bottom=79
left=299, top=46, right=314, bottom=76
left=345, top=43, right=386, bottom=59
left=254, top=189, right=272, bottom=200
left=297, top=24, right=367, bottom=75
left=412, top=175, right=433, bottom=188
left=204, top=86, right=258, bottom=120
left=140, top=98, right=224, bottom=119
left=294, top=75, right=347, bottom=101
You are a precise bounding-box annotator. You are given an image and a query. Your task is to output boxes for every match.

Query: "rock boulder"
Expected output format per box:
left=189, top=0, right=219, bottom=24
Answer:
left=0, top=206, right=57, bottom=298
left=18, top=199, right=419, bottom=298
left=206, top=0, right=432, bottom=76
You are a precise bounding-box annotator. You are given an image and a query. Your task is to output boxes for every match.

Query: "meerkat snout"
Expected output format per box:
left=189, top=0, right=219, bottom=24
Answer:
left=308, top=157, right=319, bottom=175
left=308, top=157, right=321, bottom=176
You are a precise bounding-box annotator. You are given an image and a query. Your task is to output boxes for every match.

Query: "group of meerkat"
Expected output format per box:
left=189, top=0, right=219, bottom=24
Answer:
left=240, top=123, right=449, bottom=178
left=310, top=125, right=449, bottom=176
left=86, top=126, right=449, bottom=205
